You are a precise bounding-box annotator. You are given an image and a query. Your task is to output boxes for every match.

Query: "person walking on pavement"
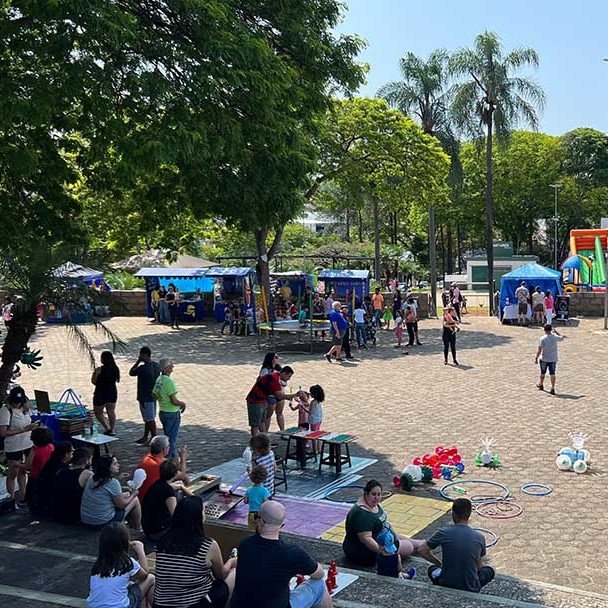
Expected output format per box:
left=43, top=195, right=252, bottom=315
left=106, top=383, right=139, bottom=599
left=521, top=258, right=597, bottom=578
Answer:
left=404, top=297, right=423, bottom=346
left=325, top=301, right=348, bottom=363
left=535, top=324, right=565, bottom=395
left=129, top=346, right=161, bottom=445
left=340, top=304, right=354, bottom=360
left=442, top=305, right=459, bottom=366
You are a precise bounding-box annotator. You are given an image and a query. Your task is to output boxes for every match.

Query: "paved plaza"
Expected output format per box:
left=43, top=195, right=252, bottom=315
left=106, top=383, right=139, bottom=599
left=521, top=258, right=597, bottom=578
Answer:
left=13, top=314, right=608, bottom=595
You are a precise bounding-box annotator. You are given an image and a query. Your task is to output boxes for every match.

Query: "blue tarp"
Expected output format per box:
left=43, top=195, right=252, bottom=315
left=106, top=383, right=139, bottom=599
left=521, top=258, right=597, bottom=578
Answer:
left=499, top=263, right=561, bottom=312
left=204, top=266, right=254, bottom=278
left=318, top=269, right=370, bottom=301
left=318, top=269, right=370, bottom=280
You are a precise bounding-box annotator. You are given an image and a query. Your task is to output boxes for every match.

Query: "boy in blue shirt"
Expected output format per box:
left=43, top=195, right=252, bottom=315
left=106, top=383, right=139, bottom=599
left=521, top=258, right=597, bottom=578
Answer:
left=244, top=464, right=271, bottom=529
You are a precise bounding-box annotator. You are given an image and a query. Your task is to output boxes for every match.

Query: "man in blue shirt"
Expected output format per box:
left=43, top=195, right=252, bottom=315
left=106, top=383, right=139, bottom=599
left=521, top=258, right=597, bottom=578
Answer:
left=417, top=498, right=495, bottom=592
left=325, top=301, right=348, bottom=363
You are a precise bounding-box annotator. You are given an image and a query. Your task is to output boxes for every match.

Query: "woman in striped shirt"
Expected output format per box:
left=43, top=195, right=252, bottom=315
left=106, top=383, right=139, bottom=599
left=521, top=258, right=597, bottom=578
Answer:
left=154, top=496, right=236, bottom=608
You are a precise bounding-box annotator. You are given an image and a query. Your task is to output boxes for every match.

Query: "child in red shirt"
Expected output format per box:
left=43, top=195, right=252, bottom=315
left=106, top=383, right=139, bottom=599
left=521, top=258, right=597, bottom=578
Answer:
left=23, top=426, right=54, bottom=506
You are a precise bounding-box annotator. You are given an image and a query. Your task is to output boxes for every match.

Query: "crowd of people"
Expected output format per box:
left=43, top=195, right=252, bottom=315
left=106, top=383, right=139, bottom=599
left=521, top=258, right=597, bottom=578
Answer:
left=0, top=281, right=525, bottom=608
left=513, top=281, right=556, bottom=326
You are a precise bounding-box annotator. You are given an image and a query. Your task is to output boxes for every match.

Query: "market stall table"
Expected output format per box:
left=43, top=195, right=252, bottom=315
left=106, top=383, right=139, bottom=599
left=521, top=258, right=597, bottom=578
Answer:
left=72, top=433, right=119, bottom=462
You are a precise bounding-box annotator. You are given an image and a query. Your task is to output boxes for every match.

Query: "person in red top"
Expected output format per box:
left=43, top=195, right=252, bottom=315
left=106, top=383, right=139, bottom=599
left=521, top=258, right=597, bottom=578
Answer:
left=137, top=435, right=188, bottom=502
left=246, top=366, right=299, bottom=436
left=23, top=426, right=54, bottom=507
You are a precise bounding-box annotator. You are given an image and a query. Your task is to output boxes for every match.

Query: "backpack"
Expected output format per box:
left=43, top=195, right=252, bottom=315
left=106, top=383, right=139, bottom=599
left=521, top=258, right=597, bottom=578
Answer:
left=0, top=406, right=14, bottom=452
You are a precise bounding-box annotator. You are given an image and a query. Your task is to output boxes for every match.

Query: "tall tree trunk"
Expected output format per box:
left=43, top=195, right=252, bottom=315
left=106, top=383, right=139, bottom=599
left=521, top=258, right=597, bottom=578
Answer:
left=0, top=306, right=38, bottom=399
left=485, top=114, right=494, bottom=315
left=446, top=226, right=454, bottom=274
left=439, top=225, right=445, bottom=278
left=392, top=211, right=398, bottom=245
left=429, top=205, right=437, bottom=316
left=373, top=196, right=380, bottom=282
left=456, top=224, right=462, bottom=273
left=527, top=222, right=534, bottom=254
left=345, top=210, right=351, bottom=242
left=254, top=225, right=284, bottom=308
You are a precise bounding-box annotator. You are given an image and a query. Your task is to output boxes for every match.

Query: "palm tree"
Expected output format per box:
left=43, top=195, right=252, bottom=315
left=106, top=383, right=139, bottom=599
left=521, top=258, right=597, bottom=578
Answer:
left=378, top=49, right=458, bottom=309
left=0, top=250, right=125, bottom=398
left=449, top=32, right=545, bottom=314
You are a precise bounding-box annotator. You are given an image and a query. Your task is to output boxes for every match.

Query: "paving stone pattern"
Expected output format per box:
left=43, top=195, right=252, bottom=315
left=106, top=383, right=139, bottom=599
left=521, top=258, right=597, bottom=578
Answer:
left=20, top=315, right=608, bottom=595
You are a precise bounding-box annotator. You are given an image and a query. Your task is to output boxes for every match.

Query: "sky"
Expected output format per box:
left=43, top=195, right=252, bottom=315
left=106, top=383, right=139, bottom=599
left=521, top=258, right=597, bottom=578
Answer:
left=335, top=0, right=608, bottom=136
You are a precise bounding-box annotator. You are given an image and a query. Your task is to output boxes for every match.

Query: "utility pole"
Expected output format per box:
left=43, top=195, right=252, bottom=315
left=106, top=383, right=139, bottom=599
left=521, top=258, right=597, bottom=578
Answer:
left=429, top=204, right=437, bottom=316
left=549, top=184, right=562, bottom=269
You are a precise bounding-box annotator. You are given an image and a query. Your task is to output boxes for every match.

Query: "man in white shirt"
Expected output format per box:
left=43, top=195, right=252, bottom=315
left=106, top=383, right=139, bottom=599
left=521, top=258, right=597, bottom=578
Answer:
left=535, top=324, right=565, bottom=395
left=514, top=281, right=529, bottom=325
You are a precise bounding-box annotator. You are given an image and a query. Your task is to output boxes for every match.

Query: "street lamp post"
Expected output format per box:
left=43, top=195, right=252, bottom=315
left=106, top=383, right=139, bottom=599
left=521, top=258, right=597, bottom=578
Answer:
left=549, top=184, right=563, bottom=269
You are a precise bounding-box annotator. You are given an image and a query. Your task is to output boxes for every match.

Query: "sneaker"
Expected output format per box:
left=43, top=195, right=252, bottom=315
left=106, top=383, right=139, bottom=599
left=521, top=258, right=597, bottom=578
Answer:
left=335, top=357, right=344, bottom=362
left=549, top=388, right=555, bottom=395
left=453, top=360, right=459, bottom=366
left=104, top=430, right=115, bottom=436
left=536, top=384, right=544, bottom=391
left=134, top=438, right=149, bottom=445
left=444, top=360, right=448, bottom=365
left=346, top=355, right=355, bottom=360
left=416, top=342, right=423, bottom=346
left=324, top=354, right=332, bottom=363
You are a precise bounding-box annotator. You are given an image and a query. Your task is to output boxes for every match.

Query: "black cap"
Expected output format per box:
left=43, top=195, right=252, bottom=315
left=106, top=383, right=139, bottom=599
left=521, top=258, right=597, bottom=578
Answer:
left=8, top=386, right=28, bottom=404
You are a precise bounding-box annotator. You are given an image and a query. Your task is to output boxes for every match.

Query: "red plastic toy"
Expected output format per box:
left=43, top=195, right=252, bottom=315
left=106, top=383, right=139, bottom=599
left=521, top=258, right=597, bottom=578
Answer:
left=411, top=445, right=463, bottom=479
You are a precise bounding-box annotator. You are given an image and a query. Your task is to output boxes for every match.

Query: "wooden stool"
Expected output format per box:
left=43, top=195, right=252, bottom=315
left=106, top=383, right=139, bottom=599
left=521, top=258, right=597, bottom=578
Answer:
left=284, top=434, right=317, bottom=468
left=318, top=436, right=354, bottom=475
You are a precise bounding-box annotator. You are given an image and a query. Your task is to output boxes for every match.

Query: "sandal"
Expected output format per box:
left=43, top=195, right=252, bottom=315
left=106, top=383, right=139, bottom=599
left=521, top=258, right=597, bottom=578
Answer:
left=536, top=384, right=544, bottom=391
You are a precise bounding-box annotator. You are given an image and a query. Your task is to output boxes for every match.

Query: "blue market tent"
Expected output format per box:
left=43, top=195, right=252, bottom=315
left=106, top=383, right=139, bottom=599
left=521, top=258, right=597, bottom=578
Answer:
left=318, top=269, right=370, bottom=302
left=204, top=267, right=257, bottom=324
left=134, top=267, right=214, bottom=320
left=499, top=263, right=561, bottom=312
left=270, top=271, right=313, bottom=301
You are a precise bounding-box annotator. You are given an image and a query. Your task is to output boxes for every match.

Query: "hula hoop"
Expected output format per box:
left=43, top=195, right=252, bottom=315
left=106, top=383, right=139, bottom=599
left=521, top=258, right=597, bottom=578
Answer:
left=473, top=527, right=499, bottom=548
left=440, top=480, right=510, bottom=503
left=323, top=485, right=393, bottom=504
left=521, top=483, right=552, bottom=496
left=476, top=500, right=523, bottom=519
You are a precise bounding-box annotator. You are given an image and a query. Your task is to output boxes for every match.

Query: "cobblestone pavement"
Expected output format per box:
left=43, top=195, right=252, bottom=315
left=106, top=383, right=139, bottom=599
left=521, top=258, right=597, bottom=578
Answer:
left=20, top=315, right=608, bottom=594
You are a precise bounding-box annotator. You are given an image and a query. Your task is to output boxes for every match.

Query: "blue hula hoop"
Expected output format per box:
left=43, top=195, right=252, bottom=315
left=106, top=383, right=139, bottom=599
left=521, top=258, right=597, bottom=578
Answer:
left=439, top=479, right=510, bottom=503
left=473, top=527, right=499, bottom=548
left=520, top=483, right=552, bottom=496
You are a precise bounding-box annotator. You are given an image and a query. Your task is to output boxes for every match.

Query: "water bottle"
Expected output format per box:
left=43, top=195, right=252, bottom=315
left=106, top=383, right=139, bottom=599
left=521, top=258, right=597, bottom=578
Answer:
left=92, top=420, right=99, bottom=436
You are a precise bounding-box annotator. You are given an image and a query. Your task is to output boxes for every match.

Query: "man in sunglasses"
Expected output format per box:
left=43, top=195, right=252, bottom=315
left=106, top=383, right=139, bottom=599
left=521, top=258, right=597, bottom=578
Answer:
left=232, top=500, right=333, bottom=608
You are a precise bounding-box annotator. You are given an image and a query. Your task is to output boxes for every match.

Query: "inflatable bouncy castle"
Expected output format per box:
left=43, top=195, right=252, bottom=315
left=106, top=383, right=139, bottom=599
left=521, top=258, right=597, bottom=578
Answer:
left=563, top=229, right=608, bottom=292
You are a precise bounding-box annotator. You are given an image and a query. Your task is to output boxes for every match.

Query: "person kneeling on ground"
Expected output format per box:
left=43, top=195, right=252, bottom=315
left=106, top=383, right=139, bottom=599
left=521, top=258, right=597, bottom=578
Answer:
left=232, top=500, right=333, bottom=608
left=142, top=459, right=193, bottom=542
left=87, top=522, right=155, bottom=608
left=81, top=454, right=142, bottom=530
left=417, top=498, right=495, bottom=592
left=51, top=447, right=93, bottom=525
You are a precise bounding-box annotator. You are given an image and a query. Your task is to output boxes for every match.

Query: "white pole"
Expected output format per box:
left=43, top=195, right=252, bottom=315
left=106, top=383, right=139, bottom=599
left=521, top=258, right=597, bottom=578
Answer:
left=549, top=184, right=562, bottom=269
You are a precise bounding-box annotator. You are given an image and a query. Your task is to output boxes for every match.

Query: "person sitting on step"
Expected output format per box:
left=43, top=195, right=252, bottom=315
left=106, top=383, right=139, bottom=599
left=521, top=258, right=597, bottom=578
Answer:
left=417, top=498, right=495, bottom=593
